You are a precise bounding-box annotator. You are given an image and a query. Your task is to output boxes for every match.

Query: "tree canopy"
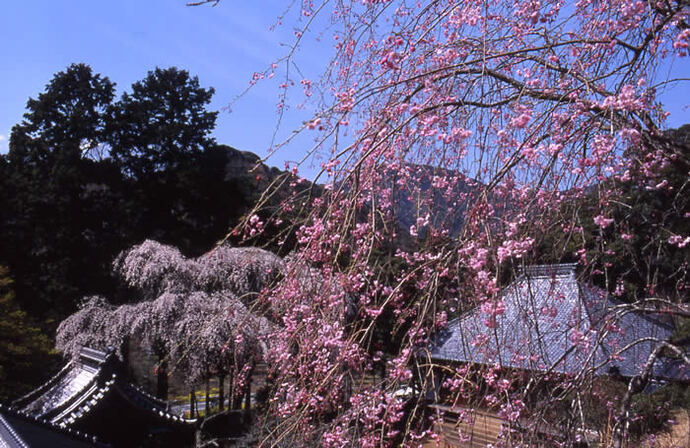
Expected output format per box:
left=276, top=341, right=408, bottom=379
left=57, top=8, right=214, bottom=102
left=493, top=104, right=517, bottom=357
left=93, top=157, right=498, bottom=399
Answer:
left=8, top=63, right=115, bottom=166
left=56, top=240, right=284, bottom=398
left=107, top=67, right=218, bottom=180
left=1, top=64, right=118, bottom=317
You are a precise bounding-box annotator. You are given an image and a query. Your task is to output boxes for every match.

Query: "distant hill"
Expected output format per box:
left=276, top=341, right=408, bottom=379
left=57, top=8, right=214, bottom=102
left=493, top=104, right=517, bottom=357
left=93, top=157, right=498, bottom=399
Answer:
left=389, top=164, right=483, bottom=239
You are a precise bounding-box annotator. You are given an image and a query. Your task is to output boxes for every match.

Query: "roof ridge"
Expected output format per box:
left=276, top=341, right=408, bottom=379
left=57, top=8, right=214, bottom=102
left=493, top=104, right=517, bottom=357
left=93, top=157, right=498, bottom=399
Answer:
left=0, top=403, right=107, bottom=446
left=518, top=263, right=578, bottom=277
left=114, top=383, right=197, bottom=425
left=51, top=375, right=114, bottom=426
left=11, top=360, right=75, bottom=409
left=0, top=411, right=30, bottom=448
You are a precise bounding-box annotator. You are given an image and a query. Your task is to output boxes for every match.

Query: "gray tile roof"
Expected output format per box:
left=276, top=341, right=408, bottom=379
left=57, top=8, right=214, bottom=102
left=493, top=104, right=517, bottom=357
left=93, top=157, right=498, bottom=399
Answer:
left=0, top=404, right=106, bottom=448
left=430, top=264, right=687, bottom=380
left=13, top=347, right=196, bottom=427
left=0, top=411, right=28, bottom=448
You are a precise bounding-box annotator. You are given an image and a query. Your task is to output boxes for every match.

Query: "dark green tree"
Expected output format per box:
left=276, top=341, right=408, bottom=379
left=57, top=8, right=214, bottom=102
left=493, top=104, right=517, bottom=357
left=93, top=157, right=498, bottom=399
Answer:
left=0, top=266, right=58, bottom=401
left=107, top=67, right=218, bottom=180
left=8, top=63, right=114, bottom=167
left=537, top=124, right=689, bottom=306
left=0, top=63, right=278, bottom=325
left=589, top=125, right=689, bottom=303
left=105, top=67, right=219, bottom=255
left=1, top=64, right=118, bottom=318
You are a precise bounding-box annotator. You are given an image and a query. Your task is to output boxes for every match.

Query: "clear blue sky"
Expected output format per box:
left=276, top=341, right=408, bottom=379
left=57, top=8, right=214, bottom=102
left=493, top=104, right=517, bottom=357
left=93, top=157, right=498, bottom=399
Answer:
left=1, top=1, right=688, bottom=178
left=0, top=1, right=327, bottom=175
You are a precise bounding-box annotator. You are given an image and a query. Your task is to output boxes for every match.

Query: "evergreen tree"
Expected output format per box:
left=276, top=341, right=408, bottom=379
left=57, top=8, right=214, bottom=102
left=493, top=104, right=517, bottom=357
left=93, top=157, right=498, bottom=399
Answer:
left=1, top=64, right=117, bottom=318
left=107, top=66, right=217, bottom=180
left=8, top=62, right=114, bottom=167
left=603, top=126, right=689, bottom=303
left=0, top=266, right=58, bottom=401
left=106, top=67, right=220, bottom=255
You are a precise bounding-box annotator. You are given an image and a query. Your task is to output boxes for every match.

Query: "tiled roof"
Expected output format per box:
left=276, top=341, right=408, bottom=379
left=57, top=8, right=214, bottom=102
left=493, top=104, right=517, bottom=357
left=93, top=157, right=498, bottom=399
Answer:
left=13, top=347, right=196, bottom=427
left=0, top=404, right=106, bottom=448
left=430, top=264, right=687, bottom=380
left=0, top=411, right=28, bottom=448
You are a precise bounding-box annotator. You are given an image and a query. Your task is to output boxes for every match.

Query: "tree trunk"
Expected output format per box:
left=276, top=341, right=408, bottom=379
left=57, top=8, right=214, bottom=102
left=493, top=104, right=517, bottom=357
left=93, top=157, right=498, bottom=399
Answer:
left=190, top=388, right=196, bottom=419
left=205, top=378, right=210, bottom=416
left=218, top=374, right=225, bottom=411
left=243, top=366, right=253, bottom=419
left=156, top=359, right=168, bottom=400
left=229, top=368, right=236, bottom=410
left=120, top=336, right=130, bottom=378
left=243, top=383, right=251, bottom=419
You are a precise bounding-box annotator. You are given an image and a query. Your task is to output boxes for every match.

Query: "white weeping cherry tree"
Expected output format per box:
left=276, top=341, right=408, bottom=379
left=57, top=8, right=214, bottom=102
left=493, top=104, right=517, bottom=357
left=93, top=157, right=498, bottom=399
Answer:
left=56, top=240, right=284, bottom=415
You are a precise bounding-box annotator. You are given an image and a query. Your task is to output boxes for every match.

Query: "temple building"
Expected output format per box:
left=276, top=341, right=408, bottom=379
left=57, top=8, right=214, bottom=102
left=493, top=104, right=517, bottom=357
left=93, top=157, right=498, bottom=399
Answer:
left=11, top=347, right=196, bottom=448
left=0, top=403, right=106, bottom=448
left=425, top=264, right=688, bottom=447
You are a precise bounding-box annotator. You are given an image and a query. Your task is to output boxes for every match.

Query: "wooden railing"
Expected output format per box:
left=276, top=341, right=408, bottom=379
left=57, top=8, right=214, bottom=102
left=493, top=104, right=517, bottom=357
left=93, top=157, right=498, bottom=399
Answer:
left=427, top=404, right=505, bottom=448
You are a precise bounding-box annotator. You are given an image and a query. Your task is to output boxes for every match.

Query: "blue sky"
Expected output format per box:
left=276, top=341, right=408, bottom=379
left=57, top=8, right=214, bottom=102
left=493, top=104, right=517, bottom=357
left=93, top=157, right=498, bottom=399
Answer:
left=0, top=1, right=328, bottom=175
left=1, top=2, right=688, bottom=178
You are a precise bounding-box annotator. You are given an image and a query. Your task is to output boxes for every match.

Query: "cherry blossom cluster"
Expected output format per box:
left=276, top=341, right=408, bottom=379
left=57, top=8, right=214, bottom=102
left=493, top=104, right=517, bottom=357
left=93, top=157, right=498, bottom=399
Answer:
left=242, top=0, right=690, bottom=444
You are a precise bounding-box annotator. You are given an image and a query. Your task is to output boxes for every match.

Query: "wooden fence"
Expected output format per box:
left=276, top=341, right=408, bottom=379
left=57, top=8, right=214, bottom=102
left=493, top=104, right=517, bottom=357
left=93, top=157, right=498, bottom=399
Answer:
left=425, top=404, right=506, bottom=448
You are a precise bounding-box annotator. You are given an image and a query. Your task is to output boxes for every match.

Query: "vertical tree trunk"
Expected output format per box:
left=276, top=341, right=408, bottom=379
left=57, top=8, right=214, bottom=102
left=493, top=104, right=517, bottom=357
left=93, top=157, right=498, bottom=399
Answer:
left=243, top=382, right=251, bottom=417
left=194, top=430, right=202, bottom=448
left=156, top=359, right=168, bottom=400
left=120, top=336, right=130, bottom=377
left=190, top=388, right=196, bottom=419
left=229, top=368, right=236, bottom=410
left=218, top=374, right=225, bottom=412
left=205, top=377, right=210, bottom=416
left=243, top=365, right=253, bottom=419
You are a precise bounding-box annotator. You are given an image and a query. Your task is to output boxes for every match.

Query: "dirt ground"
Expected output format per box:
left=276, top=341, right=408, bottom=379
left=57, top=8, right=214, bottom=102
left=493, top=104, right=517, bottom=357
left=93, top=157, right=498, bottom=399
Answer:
left=421, top=408, right=690, bottom=448
left=643, top=409, right=690, bottom=448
